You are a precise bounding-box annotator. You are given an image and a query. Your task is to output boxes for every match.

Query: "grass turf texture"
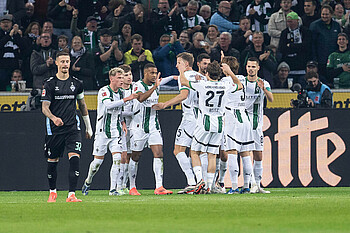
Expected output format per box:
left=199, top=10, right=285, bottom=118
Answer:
left=0, top=187, right=349, bottom=233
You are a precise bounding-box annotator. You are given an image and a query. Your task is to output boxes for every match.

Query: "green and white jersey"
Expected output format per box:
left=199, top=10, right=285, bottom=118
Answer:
left=122, top=83, right=133, bottom=128
left=96, top=85, right=124, bottom=138
left=131, top=80, right=160, bottom=133
left=189, top=80, right=238, bottom=133
left=178, top=70, right=206, bottom=121
left=244, top=77, right=271, bottom=130
left=221, top=75, right=246, bottom=110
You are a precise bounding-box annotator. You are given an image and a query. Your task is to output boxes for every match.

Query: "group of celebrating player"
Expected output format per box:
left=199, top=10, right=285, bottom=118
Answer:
left=42, top=50, right=273, bottom=203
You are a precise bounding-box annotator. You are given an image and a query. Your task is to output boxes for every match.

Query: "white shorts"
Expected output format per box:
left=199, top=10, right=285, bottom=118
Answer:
left=252, top=127, right=264, bottom=151
left=130, top=128, right=163, bottom=151
left=191, top=126, right=222, bottom=154
left=175, top=118, right=196, bottom=147
left=93, top=134, right=123, bottom=156
left=224, top=109, right=255, bottom=152
left=122, top=129, right=131, bottom=154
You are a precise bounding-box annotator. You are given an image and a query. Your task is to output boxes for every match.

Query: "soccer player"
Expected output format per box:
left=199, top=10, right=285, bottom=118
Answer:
left=81, top=67, right=137, bottom=196
left=128, top=63, right=174, bottom=195
left=42, top=51, right=93, bottom=203
left=153, top=52, right=206, bottom=194
left=197, top=53, right=211, bottom=76
left=244, top=57, right=273, bottom=194
left=219, top=56, right=255, bottom=194
left=178, top=60, right=243, bottom=194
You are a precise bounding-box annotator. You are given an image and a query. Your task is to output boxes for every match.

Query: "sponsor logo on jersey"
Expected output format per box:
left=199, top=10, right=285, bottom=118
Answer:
left=134, top=86, right=138, bottom=92
left=55, top=95, right=75, bottom=100
left=42, top=89, right=46, bottom=97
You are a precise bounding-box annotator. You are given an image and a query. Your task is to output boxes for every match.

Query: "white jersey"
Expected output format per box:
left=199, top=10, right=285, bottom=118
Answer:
left=130, top=80, right=160, bottom=133
left=178, top=70, right=206, bottom=121
left=95, top=85, right=124, bottom=138
left=245, top=77, right=271, bottom=130
left=190, top=79, right=238, bottom=133
left=221, top=75, right=246, bottom=110
left=122, top=84, right=133, bottom=128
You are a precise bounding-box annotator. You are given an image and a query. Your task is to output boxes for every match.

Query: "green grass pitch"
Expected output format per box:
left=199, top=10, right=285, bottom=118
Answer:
left=1, top=187, right=350, bottom=233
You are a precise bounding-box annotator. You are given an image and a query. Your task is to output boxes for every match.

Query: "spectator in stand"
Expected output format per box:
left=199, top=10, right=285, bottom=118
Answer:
left=333, top=3, right=350, bottom=29
left=204, top=24, right=219, bottom=49
left=176, top=0, right=189, bottom=15
left=70, top=36, right=96, bottom=90
left=272, top=61, right=290, bottom=88
left=241, top=31, right=277, bottom=84
left=153, top=32, right=185, bottom=88
left=268, top=0, right=302, bottom=48
left=6, top=69, right=23, bottom=91
left=47, top=0, right=74, bottom=42
left=76, top=0, right=110, bottom=29
left=116, top=22, right=132, bottom=53
left=0, top=15, right=27, bottom=91
left=58, top=34, right=69, bottom=52
left=278, top=12, right=312, bottom=84
left=120, top=0, right=141, bottom=17
left=209, top=1, right=239, bottom=33
left=231, top=16, right=253, bottom=53
left=149, top=0, right=183, bottom=50
left=297, top=60, right=327, bottom=88
left=327, top=33, right=350, bottom=88
left=179, top=29, right=192, bottom=50
left=199, top=5, right=212, bottom=25
left=301, top=0, right=319, bottom=29
left=42, top=20, right=58, bottom=49
left=210, top=32, right=240, bottom=63
left=20, top=2, right=36, bottom=31
left=30, top=32, right=57, bottom=89
left=344, top=0, right=350, bottom=14
left=0, top=0, right=25, bottom=25
left=124, top=33, right=154, bottom=81
left=94, top=28, right=123, bottom=87
left=310, top=4, right=341, bottom=81
left=71, top=6, right=122, bottom=52
left=187, top=32, right=210, bottom=71
left=180, top=0, right=207, bottom=36
left=246, top=0, right=272, bottom=44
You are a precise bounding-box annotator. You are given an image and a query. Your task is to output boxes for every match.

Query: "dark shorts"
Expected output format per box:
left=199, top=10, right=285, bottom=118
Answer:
left=44, top=131, right=82, bottom=159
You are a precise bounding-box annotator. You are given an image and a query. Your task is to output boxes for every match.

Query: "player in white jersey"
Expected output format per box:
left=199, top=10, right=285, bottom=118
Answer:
left=244, top=57, right=273, bottom=194
left=153, top=53, right=207, bottom=194
left=179, top=61, right=243, bottom=194
left=128, top=63, right=174, bottom=195
left=81, top=68, right=137, bottom=196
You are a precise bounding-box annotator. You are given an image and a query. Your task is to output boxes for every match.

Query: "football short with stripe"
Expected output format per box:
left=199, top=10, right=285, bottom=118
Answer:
left=44, top=130, right=82, bottom=159
left=175, top=118, right=196, bottom=147
left=93, top=134, right=123, bottom=156
left=130, top=128, right=163, bottom=151
left=191, top=126, right=222, bottom=154
left=223, top=109, right=255, bottom=153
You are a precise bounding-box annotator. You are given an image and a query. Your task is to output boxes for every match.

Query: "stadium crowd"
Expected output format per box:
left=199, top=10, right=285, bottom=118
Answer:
left=1, top=0, right=350, bottom=94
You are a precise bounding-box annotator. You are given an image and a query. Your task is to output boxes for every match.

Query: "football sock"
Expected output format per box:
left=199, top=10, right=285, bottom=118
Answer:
left=122, top=163, right=129, bottom=189
left=68, top=192, right=75, bottom=198
left=199, top=153, right=208, bottom=185
left=176, top=152, right=196, bottom=185
left=207, top=173, right=214, bottom=190
left=110, top=153, right=121, bottom=191
left=218, top=159, right=227, bottom=184
left=242, top=156, right=252, bottom=189
left=153, top=158, right=163, bottom=189
left=47, top=161, right=58, bottom=190
left=129, top=159, right=138, bottom=189
left=228, top=154, right=239, bottom=190
left=118, top=163, right=125, bottom=190
left=68, top=156, right=80, bottom=193
left=193, top=166, right=203, bottom=183
left=86, top=158, right=103, bottom=184
left=254, top=160, right=263, bottom=189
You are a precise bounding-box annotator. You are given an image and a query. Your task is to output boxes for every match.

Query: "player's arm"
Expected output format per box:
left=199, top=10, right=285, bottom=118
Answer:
left=137, top=73, right=161, bottom=103
left=42, top=101, right=64, bottom=126
left=257, top=78, right=273, bottom=102
left=159, top=75, right=175, bottom=86
left=77, top=96, right=93, bottom=139
left=103, top=93, right=138, bottom=109
left=221, top=63, right=243, bottom=90
left=153, top=89, right=189, bottom=110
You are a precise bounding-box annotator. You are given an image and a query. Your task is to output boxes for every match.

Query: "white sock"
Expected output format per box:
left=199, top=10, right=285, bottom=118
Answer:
left=176, top=152, right=196, bottom=185
left=212, top=158, right=220, bottom=188
left=242, top=156, right=252, bottom=189
left=228, top=154, right=239, bottom=190
left=199, top=154, right=208, bottom=184
left=117, top=163, right=125, bottom=191
left=153, top=158, right=163, bottom=189
left=110, top=153, right=121, bottom=191
left=68, top=191, right=75, bottom=197
left=129, top=159, right=138, bottom=189
left=86, top=158, right=104, bottom=184
left=193, top=166, right=203, bottom=182
left=122, top=163, right=129, bottom=189
left=218, top=159, right=227, bottom=184
left=207, top=173, right=215, bottom=190
left=50, top=189, right=57, bottom=193
left=254, top=160, right=263, bottom=189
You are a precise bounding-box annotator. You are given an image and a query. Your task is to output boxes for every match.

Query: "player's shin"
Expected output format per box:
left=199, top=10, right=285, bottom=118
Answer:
left=242, top=156, right=252, bottom=189
left=228, top=154, right=239, bottom=190
left=199, top=153, right=208, bottom=186
left=68, top=155, right=80, bottom=193
left=176, top=152, right=196, bottom=185
left=110, top=153, right=121, bottom=191
left=86, top=158, right=103, bottom=184
left=129, top=159, right=138, bottom=189
left=218, top=159, right=227, bottom=185
left=47, top=161, right=58, bottom=191
left=153, top=158, right=163, bottom=189
left=254, top=160, right=263, bottom=189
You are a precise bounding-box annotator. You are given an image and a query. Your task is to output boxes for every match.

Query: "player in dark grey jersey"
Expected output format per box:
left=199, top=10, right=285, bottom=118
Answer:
left=42, top=51, right=93, bottom=203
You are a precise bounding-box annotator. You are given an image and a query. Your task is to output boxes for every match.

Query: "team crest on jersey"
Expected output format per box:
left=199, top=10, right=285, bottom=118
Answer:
left=102, top=92, right=107, bottom=97
left=70, top=82, right=75, bottom=92
left=42, top=89, right=46, bottom=96
left=55, top=86, right=59, bottom=91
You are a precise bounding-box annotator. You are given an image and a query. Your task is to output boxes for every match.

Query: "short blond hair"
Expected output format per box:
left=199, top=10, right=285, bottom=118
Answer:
left=109, top=67, right=124, bottom=77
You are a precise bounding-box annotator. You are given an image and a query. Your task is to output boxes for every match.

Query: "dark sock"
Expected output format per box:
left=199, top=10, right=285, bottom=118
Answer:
left=47, top=161, right=58, bottom=190
left=68, top=156, right=80, bottom=192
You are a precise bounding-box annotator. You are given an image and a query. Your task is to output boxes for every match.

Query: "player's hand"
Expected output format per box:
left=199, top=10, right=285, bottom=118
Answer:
left=53, top=117, right=64, bottom=126
left=122, top=123, right=127, bottom=134
left=85, top=131, right=92, bottom=139
left=152, top=103, right=165, bottom=110
left=221, top=63, right=231, bottom=75
left=125, top=93, right=138, bottom=101
left=220, top=50, right=225, bottom=62
left=257, top=78, right=265, bottom=90
left=155, top=72, right=162, bottom=87
left=173, top=75, right=178, bottom=80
